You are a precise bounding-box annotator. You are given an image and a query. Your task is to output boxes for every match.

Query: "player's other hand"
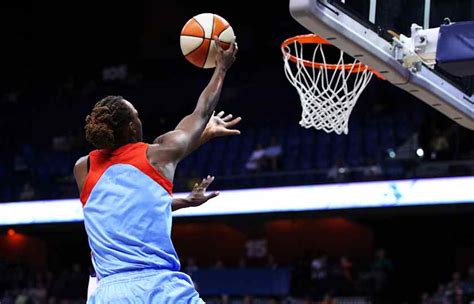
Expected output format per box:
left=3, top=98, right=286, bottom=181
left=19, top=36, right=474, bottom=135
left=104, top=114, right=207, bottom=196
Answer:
left=184, top=176, right=219, bottom=207
left=214, top=36, right=238, bottom=71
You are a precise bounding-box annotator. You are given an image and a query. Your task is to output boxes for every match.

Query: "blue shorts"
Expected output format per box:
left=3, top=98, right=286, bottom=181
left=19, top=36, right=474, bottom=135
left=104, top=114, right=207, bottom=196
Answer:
left=87, top=269, right=204, bottom=304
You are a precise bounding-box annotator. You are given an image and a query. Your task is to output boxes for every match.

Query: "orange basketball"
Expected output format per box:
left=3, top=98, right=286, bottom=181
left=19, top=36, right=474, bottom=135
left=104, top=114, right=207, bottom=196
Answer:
left=180, top=13, right=236, bottom=69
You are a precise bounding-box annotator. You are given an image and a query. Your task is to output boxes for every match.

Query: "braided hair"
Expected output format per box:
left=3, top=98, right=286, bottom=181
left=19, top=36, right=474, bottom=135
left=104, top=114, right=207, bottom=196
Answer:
left=85, top=96, right=132, bottom=149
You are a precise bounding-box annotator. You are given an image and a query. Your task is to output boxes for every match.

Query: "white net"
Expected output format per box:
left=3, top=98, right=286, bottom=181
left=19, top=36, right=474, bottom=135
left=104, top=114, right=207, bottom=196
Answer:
left=282, top=37, right=373, bottom=135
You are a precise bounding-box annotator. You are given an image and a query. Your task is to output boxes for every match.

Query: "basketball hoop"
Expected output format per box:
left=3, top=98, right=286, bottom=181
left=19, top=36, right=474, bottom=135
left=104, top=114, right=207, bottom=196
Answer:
left=281, top=34, right=384, bottom=135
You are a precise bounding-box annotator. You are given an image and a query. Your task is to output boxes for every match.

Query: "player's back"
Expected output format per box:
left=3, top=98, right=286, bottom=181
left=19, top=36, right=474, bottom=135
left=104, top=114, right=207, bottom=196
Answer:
left=80, top=142, right=180, bottom=279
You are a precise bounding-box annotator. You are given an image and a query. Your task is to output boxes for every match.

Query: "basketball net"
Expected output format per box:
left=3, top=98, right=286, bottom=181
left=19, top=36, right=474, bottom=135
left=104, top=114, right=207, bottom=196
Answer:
left=281, top=35, right=374, bottom=135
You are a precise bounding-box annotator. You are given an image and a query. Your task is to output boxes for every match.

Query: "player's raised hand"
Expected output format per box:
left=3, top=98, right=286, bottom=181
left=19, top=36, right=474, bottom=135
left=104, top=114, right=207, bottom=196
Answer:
left=214, top=36, right=238, bottom=71
left=206, top=111, right=242, bottom=138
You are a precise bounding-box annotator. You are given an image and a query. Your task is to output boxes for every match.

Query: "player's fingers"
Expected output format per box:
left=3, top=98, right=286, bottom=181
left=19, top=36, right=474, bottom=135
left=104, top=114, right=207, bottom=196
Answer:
left=228, top=39, right=235, bottom=50
left=233, top=42, right=238, bottom=55
left=201, top=177, right=214, bottom=190
left=201, top=176, right=215, bottom=188
left=223, top=114, right=233, bottom=121
left=224, top=40, right=236, bottom=54
left=214, top=36, right=224, bottom=51
left=226, top=117, right=241, bottom=127
left=225, top=129, right=241, bottom=136
left=205, top=192, right=220, bottom=200
left=199, top=177, right=208, bottom=187
left=217, top=111, right=225, bottom=118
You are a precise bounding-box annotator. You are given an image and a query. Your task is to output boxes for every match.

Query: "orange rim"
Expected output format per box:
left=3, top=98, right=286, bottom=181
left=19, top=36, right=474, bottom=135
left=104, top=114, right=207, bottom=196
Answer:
left=281, top=34, right=385, bottom=79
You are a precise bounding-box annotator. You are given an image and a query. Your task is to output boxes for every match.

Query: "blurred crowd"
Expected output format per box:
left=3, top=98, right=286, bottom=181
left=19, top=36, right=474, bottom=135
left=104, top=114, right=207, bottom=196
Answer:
left=0, top=263, right=88, bottom=304
left=421, top=265, right=474, bottom=304
left=0, top=249, right=395, bottom=304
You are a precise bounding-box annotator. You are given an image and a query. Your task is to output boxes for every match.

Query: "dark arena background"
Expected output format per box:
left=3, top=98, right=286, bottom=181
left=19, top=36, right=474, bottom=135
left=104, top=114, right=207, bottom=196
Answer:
left=1, top=1, right=474, bottom=303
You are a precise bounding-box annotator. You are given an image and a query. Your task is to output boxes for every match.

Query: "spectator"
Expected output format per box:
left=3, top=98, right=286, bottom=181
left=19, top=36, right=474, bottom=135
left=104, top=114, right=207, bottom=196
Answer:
left=311, top=254, right=328, bottom=281
left=267, top=297, right=278, bottom=304
left=13, top=155, right=28, bottom=176
left=421, top=292, right=430, bottom=304
left=446, top=272, right=463, bottom=303
left=18, top=182, right=35, bottom=201
left=340, top=256, right=353, bottom=283
left=447, top=272, right=462, bottom=291
left=454, top=287, right=463, bottom=304
left=428, top=128, right=450, bottom=160
left=0, top=291, right=14, bottom=304
left=371, top=249, right=393, bottom=295
left=362, top=157, right=383, bottom=180
left=243, top=295, right=253, bottom=304
left=338, top=256, right=355, bottom=295
left=264, top=136, right=283, bottom=171
left=321, top=292, right=336, bottom=304
left=327, top=158, right=350, bottom=182
left=464, top=265, right=474, bottom=298
left=221, top=294, right=230, bottom=304
left=431, top=284, right=448, bottom=303
left=467, top=264, right=474, bottom=283
left=14, top=288, right=29, bottom=304
left=310, top=253, right=329, bottom=296
left=30, top=281, right=47, bottom=303
left=245, top=144, right=266, bottom=173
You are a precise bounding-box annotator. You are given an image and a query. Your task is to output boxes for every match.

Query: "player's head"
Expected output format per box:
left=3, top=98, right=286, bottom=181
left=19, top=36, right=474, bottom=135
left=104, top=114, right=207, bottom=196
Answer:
left=85, top=96, right=142, bottom=149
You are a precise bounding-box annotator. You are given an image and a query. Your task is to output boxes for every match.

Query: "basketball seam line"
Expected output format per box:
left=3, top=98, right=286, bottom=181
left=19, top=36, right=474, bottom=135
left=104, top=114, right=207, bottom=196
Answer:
left=182, top=35, right=231, bottom=45
left=185, top=38, right=206, bottom=61
left=212, top=22, right=230, bottom=37
left=193, top=17, right=206, bottom=38
left=218, top=24, right=231, bottom=36
left=202, top=16, right=215, bottom=68
left=182, top=34, right=206, bottom=38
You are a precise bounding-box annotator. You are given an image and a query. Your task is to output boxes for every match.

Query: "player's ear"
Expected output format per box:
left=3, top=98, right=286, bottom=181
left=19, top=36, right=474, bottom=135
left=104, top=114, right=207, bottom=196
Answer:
left=129, top=121, right=136, bottom=134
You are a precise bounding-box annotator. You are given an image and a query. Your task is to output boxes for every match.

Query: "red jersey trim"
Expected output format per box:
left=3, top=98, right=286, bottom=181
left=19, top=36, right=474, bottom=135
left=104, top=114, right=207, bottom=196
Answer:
left=80, top=142, right=173, bottom=206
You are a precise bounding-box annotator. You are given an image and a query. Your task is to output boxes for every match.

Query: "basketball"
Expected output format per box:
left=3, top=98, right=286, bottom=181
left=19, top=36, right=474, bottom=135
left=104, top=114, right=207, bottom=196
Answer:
left=180, top=13, right=236, bottom=69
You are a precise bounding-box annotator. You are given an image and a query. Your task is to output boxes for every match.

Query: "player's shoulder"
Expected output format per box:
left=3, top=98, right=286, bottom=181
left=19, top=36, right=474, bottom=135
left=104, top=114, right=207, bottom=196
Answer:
left=74, top=155, right=89, bottom=175
left=75, top=155, right=89, bottom=167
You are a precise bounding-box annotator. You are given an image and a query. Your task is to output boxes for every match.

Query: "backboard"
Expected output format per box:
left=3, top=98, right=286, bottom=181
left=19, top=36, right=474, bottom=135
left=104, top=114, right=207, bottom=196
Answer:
left=288, top=0, right=474, bottom=130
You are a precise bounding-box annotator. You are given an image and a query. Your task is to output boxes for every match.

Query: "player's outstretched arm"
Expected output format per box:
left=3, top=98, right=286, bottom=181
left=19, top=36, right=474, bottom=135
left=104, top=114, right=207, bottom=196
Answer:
left=153, top=37, right=238, bottom=162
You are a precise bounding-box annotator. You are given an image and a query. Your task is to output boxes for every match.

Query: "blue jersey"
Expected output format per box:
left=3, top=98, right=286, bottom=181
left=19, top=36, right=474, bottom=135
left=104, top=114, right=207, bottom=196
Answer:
left=81, top=142, right=203, bottom=303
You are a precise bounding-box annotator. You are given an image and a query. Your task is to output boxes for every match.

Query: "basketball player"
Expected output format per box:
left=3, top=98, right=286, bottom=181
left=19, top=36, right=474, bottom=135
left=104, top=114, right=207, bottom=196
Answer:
left=74, top=38, right=237, bottom=303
